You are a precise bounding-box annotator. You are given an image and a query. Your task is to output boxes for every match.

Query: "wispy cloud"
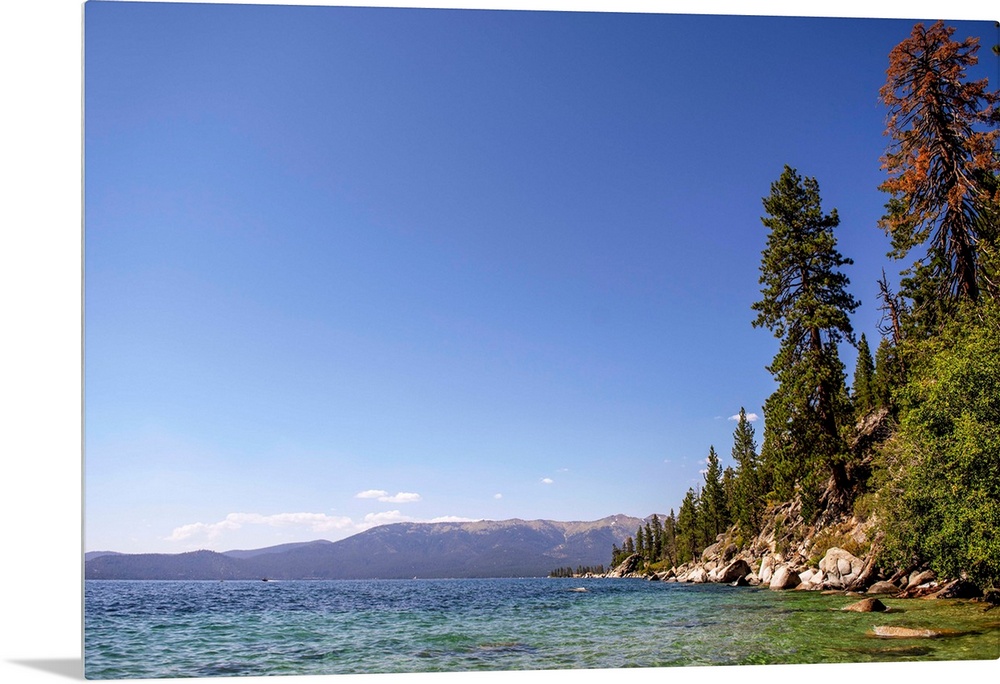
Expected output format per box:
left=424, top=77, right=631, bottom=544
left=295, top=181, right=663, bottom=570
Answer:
left=167, top=512, right=354, bottom=542
left=380, top=492, right=422, bottom=503
left=429, top=515, right=480, bottom=523
left=493, top=493, right=503, bottom=500
left=728, top=412, right=760, bottom=422
left=540, top=477, right=554, bottom=485
left=362, top=510, right=410, bottom=525
left=355, top=489, right=422, bottom=503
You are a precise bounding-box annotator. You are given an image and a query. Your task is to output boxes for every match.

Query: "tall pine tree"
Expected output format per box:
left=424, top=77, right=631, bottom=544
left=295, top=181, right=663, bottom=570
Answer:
left=753, top=166, right=860, bottom=517
left=879, top=21, right=1000, bottom=321
left=731, top=407, right=764, bottom=537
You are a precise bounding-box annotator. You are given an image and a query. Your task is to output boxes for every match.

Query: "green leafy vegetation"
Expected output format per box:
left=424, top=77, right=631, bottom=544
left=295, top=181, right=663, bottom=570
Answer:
left=608, top=21, right=999, bottom=590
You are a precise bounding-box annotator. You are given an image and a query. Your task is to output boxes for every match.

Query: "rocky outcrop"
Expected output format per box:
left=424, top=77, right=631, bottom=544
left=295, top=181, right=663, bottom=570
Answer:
left=608, top=553, right=644, bottom=578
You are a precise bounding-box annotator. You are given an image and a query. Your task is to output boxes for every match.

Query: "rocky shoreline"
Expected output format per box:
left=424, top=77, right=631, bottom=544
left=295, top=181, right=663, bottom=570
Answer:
left=591, top=498, right=998, bottom=609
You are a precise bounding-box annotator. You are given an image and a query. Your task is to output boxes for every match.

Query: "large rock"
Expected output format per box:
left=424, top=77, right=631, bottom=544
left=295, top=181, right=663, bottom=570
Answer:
left=905, top=569, right=936, bottom=590
left=769, top=566, right=801, bottom=590
left=716, top=559, right=752, bottom=584
left=842, top=597, right=887, bottom=612
left=866, top=581, right=899, bottom=595
left=608, top=553, right=643, bottom=578
left=759, top=555, right=775, bottom=584
left=818, top=548, right=864, bottom=589
left=688, top=567, right=709, bottom=584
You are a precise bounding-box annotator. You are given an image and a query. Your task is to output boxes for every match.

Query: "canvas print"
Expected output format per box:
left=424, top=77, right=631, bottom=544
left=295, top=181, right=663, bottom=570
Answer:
left=83, top=1, right=1000, bottom=679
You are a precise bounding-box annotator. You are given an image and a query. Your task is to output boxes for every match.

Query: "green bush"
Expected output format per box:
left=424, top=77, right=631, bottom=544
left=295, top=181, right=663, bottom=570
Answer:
left=875, top=301, right=1000, bottom=588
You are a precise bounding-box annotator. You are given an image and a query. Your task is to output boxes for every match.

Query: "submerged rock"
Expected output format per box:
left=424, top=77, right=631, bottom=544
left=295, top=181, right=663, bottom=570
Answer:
left=871, top=625, right=944, bottom=638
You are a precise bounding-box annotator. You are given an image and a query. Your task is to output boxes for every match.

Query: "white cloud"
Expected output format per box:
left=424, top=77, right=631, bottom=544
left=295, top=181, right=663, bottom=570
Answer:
left=493, top=493, right=503, bottom=499
left=356, top=489, right=421, bottom=503
left=167, top=512, right=354, bottom=542
left=541, top=477, right=554, bottom=485
left=380, top=492, right=422, bottom=503
left=356, top=489, right=389, bottom=499
left=429, top=515, right=479, bottom=523
left=728, top=412, right=760, bottom=422
left=362, top=510, right=411, bottom=525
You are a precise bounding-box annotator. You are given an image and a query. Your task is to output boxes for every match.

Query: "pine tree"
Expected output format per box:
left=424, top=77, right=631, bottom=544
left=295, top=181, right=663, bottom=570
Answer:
left=730, top=407, right=763, bottom=537
left=879, top=21, right=1000, bottom=319
left=753, top=166, right=860, bottom=516
left=872, top=336, right=904, bottom=411
left=852, top=333, right=876, bottom=416
left=676, top=489, right=700, bottom=564
left=701, top=446, right=728, bottom=540
left=634, top=527, right=644, bottom=559
left=650, top=514, right=663, bottom=562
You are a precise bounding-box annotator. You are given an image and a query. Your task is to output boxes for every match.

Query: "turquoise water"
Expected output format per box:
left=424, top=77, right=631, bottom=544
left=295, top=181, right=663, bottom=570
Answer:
left=84, top=578, right=1000, bottom=679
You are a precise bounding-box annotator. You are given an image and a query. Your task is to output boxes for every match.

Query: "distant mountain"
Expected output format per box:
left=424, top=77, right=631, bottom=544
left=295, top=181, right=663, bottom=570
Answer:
left=84, top=551, right=123, bottom=562
left=222, top=539, right=335, bottom=560
left=85, top=515, right=645, bottom=580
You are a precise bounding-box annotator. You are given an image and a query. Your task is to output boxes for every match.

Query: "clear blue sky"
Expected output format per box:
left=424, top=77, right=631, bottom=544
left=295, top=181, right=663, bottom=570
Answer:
left=83, top=1, right=999, bottom=553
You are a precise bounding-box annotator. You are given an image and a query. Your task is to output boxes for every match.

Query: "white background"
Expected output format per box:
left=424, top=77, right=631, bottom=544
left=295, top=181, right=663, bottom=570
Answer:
left=1, top=1, right=996, bottom=683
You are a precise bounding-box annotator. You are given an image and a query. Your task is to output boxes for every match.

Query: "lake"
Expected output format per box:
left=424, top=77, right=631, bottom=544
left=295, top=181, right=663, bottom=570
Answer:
left=84, top=578, right=1000, bottom=679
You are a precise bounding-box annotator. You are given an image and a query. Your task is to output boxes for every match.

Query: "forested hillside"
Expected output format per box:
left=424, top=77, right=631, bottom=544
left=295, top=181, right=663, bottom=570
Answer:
left=610, top=21, right=999, bottom=591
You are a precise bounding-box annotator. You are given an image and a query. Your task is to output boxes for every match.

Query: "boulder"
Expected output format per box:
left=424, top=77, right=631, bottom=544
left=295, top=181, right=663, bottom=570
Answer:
left=759, top=556, right=775, bottom=584
left=866, top=581, right=899, bottom=595
left=721, top=544, right=737, bottom=562
left=716, top=559, right=752, bottom=584
left=608, top=553, right=643, bottom=578
left=688, top=567, right=709, bottom=584
left=731, top=576, right=750, bottom=587
left=842, top=597, right=887, bottom=612
left=701, top=542, right=721, bottom=562
left=769, top=566, right=801, bottom=590
left=905, top=569, right=936, bottom=590
left=819, top=548, right=864, bottom=589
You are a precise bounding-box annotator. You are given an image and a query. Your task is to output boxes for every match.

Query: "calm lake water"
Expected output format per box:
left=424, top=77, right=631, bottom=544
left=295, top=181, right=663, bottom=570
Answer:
left=84, top=578, right=1000, bottom=679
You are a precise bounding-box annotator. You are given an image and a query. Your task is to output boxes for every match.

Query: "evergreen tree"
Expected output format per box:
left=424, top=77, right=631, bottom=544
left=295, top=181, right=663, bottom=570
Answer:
left=701, top=446, right=728, bottom=540
left=879, top=21, right=1000, bottom=318
left=675, top=488, right=700, bottom=564
left=753, top=165, right=860, bottom=516
left=731, top=407, right=764, bottom=537
left=852, top=333, right=876, bottom=415
left=650, top=514, right=664, bottom=562
left=663, top=510, right=678, bottom=567
left=872, top=336, right=904, bottom=411
left=624, top=536, right=635, bottom=556
left=634, top=528, right=644, bottom=559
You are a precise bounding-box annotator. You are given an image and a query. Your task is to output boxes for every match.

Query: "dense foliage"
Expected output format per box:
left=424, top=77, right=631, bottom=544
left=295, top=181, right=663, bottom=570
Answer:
left=609, top=21, right=998, bottom=589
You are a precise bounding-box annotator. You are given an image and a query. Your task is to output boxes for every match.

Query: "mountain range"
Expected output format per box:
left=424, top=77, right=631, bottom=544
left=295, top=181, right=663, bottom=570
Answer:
left=85, top=514, right=645, bottom=580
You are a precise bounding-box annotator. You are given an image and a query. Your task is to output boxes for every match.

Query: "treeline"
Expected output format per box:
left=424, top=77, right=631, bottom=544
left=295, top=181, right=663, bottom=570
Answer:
left=611, top=22, right=1000, bottom=588
left=548, top=565, right=606, bottom=578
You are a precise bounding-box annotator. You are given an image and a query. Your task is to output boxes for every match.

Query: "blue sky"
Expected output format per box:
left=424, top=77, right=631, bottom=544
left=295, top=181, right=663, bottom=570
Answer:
left=82, top=1, right=999, bottom=553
